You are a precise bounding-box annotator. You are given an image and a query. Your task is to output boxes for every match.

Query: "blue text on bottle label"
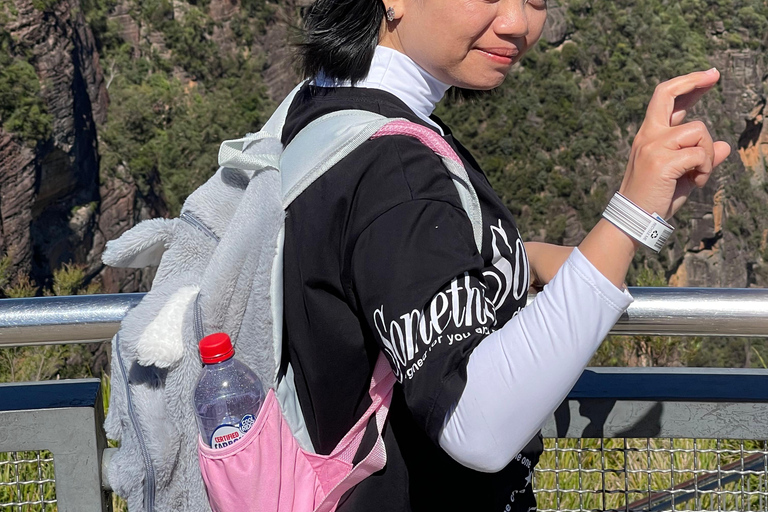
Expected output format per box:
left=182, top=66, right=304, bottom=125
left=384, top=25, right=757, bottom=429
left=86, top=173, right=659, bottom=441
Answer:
left=210, top=414, right=257, bottom=449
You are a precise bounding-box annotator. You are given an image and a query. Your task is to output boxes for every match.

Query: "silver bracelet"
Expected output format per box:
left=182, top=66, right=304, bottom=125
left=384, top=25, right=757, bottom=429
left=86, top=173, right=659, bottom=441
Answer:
left=602, top=192, right=674, bottom=252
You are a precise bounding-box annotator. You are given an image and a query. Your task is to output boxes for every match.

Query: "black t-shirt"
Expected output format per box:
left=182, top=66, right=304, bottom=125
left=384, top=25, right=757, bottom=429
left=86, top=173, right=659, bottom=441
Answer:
left=282, top=84, right=542, bottom=512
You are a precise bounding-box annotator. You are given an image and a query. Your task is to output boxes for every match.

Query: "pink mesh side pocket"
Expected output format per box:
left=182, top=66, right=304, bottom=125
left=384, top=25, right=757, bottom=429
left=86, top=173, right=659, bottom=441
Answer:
left=198, top=354, right=395, bottom=512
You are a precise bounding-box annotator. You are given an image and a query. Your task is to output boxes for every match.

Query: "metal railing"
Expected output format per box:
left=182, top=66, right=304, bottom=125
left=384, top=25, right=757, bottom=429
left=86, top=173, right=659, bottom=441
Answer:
left=0, top=379, right=108, bottom=512
left=0, top=289, right=767, bottom=511
left=1, top=288, right=767, bottom=348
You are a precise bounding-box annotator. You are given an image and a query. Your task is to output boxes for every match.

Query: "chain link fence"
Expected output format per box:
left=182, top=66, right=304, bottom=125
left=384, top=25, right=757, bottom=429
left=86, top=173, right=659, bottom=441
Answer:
left=0, top=451, right=56, bottom=511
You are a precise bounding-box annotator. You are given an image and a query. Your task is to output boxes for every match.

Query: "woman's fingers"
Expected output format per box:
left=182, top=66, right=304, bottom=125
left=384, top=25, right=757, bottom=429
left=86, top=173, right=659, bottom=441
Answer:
left=713, top=141, right=732, bottom=168
left=665, top=124, right=730, bottom=175
left=669, top=78, right=718, bottom=126
left=687, top=142, right=729, bottom=187
left=644, top=69, right=720, bottom=130
left=623, top=70, right=729, bottom=219
left=666, top=121, right=715, bottom=162
left=680, top=146, right=713, bottom=184
left=667, top=143, right=729, bottom=216
left=664, top=147, right=714, bottom=217
left=670, top=110, right=687, bottom=127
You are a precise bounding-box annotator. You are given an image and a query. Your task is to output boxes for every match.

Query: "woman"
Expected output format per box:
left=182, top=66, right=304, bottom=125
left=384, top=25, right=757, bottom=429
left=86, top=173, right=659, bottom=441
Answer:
left=280, top=1, right=731, bottom=510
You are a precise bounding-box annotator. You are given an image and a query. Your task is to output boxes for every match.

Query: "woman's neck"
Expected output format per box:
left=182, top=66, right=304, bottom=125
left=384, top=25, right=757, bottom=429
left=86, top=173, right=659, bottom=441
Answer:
left=316, top=46, right=450, bottom=134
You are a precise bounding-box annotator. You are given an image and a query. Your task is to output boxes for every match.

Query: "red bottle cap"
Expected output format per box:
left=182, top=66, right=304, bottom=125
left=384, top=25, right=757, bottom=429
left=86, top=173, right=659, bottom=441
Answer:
left=199, top=333, right=235, bottom=364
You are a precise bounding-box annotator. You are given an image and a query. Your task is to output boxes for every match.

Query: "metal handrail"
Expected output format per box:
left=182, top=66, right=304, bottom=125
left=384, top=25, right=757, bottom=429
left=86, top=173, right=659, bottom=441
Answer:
left=0, top=288, right=766, bottom=348
left=0, top=293, right=143, bottom=347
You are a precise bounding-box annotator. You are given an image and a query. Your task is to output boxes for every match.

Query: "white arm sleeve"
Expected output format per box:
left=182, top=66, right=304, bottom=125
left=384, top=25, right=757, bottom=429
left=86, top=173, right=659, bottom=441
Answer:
left=438, top=247, right=633, bottom=472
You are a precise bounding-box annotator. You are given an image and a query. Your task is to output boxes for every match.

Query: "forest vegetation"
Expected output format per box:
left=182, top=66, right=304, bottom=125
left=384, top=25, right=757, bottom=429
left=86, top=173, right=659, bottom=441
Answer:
left=0, top=0, right=767, bottom=379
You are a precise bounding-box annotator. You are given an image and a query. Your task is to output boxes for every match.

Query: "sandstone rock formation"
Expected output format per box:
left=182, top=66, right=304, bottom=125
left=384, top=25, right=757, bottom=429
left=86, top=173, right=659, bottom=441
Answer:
left=0, top=131, right=36, bottom=272
left=1, top=0, right=104, bottom=282
left=0, top=0, right=154, bottom=292
left=543, top=0, right=568, bottom=46
left=667, top=49, right=768, bottom=288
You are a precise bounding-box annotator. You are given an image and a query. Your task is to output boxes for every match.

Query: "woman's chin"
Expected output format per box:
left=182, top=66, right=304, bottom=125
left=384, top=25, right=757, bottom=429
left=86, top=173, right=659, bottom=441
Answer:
left=452, top=73, right=507, bottom=91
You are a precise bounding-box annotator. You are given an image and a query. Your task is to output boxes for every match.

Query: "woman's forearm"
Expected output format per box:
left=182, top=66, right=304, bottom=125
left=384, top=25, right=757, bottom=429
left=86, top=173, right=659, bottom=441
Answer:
left=526, top=217, right=639, bottom=291
left=578, top=219, right=639, bottom=288
left=438, top=247, right=632, bottom=472
left=524, top=242, right=575, bottom=289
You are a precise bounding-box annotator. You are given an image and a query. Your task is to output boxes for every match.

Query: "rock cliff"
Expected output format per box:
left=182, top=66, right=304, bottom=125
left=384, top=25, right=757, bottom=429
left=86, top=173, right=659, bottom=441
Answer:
left=669, top=49, right=768, bottom=288
left=0, top=0, right=766, bottom=295
left=0, top=0, right=182, bottom=291
left=0, top=0, right=155, bottom=291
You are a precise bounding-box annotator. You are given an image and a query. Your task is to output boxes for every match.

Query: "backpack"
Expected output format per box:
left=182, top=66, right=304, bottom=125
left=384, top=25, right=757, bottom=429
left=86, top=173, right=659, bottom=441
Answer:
left=102, top=82, right=484, bottom=512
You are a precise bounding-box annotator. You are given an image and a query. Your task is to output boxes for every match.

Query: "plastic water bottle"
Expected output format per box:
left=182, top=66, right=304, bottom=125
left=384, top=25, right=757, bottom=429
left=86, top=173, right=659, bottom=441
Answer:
left=194, top=332, right=266, bottom=449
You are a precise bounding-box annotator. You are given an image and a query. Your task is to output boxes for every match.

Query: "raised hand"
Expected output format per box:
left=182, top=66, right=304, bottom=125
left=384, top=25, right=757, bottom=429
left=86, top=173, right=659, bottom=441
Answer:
left=619, top=69, right=731, bottom=220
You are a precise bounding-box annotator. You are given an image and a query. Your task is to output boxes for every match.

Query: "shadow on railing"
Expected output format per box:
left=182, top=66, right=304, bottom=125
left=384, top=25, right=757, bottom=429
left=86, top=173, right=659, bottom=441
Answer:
left=0, top=289, right=767, bottom=511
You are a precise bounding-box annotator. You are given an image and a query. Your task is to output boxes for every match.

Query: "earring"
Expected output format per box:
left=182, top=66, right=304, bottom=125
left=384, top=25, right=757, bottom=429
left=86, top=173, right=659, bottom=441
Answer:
left=386, top=6, right=395, bottom=22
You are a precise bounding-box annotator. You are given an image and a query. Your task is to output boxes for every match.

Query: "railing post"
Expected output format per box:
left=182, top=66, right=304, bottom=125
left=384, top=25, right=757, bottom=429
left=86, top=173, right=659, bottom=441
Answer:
left=0, top=379, right=111, bottom=512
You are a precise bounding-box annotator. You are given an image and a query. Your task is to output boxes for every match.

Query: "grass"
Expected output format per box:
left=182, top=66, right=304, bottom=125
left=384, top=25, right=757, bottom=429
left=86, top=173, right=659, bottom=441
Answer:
left=0, top=451, right=56, bottom=511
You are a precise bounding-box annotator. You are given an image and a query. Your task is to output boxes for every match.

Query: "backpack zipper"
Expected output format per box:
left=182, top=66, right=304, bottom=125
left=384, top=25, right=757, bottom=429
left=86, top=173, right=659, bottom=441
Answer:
left=180, top=212, right=220, bottom=243
left=114, top=332, right=156, bottom=512
left=193, top=292, right=205, bottom=342
left=182, top=213, right=211, bottom=341
left=112, top=216, right=215, bottom=511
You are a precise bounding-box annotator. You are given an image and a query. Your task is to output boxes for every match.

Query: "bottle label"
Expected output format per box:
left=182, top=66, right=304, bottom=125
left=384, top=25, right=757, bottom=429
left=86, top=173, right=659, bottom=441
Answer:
left=210, top=414, right=257, bottom=449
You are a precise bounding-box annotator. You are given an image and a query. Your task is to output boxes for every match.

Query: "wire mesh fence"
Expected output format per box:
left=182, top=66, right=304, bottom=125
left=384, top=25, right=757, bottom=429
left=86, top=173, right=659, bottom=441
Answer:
left=534, top=438, right=768, bottom=511
left=4, top=440, right=768, bottom=511
left=0, top=451, right=56, bottom=511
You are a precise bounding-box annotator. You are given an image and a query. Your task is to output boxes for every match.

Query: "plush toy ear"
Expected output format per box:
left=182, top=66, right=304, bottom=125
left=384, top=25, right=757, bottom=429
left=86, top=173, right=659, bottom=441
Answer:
left=136, top=285, right=200, bottom=368
left=102, top=218, right=177, bottom=268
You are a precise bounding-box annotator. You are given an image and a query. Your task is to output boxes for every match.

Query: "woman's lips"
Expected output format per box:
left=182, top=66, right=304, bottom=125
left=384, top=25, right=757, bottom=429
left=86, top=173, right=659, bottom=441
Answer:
left=475, top=47, right=519, bottom=65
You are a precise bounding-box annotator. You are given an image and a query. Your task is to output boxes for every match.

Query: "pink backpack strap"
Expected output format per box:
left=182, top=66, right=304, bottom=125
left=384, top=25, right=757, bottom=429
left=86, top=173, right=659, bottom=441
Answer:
left=371, top=119, right=484, bottom=254
left=314, top=352, right=396, bottom=512
left=371, top=119, right=463, bottom=165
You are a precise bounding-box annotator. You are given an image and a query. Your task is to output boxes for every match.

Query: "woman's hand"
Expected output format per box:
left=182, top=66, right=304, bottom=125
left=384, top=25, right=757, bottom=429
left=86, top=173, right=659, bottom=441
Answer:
left=579, top=69, right=731, bottom=288
left=619, top=69, right=731, bottom=219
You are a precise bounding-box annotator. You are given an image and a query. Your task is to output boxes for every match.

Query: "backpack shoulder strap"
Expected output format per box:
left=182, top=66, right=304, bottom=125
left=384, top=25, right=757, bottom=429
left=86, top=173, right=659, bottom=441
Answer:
left=216, top=81, right=308, bottom=174
left=370, top=119, right=483, bottom=253
left=280, top=110, right=391, bottom=207
left=261, top=81, right=308, bottom=140
left=281, top=110, right=483, bottom=251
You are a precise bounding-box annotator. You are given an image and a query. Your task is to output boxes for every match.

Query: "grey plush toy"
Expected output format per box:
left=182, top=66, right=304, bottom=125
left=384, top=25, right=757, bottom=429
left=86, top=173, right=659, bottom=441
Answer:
left=103, top=155, right=284, bottom=511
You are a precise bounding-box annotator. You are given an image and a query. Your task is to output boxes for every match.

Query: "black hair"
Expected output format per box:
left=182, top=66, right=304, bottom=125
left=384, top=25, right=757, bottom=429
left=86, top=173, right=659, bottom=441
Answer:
left=298, top=0, right=384, bottom=84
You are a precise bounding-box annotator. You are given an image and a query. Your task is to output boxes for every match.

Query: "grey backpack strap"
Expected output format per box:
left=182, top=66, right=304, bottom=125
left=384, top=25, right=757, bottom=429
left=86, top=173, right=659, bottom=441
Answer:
left=281, top=110, right=483, bottom=249
left=280, top=110, right=392, bottom=207
left=217, top=81, right=307, bottom=174
left=261, top=81, right=307, bottom=140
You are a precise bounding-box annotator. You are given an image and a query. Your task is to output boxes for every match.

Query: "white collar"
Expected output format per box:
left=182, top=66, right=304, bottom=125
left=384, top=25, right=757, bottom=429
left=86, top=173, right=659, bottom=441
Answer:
left=315, top=46, right=450, bottom=134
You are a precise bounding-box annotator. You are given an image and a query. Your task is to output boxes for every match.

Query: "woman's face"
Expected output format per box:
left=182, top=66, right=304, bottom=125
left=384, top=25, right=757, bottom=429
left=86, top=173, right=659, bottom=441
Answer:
left=379, top=0, right=548, bottom=90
